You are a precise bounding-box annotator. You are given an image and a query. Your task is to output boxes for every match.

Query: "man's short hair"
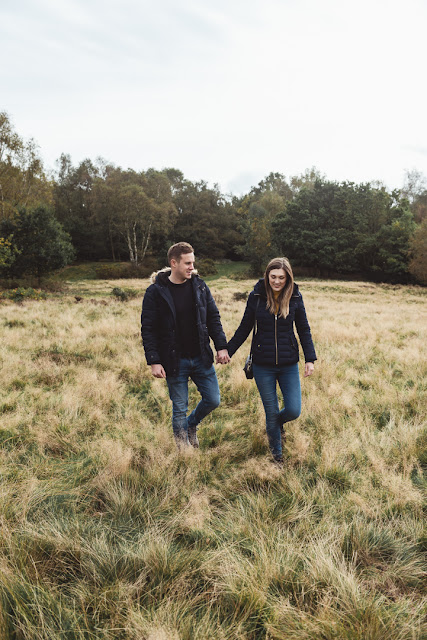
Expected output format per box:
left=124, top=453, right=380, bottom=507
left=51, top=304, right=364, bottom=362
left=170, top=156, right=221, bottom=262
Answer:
left=167, top=242, right=194, bottom=264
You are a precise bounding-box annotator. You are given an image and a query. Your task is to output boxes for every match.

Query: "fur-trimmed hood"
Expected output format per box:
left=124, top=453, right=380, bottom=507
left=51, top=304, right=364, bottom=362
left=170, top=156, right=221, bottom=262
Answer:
left=150, top=267, right=199, bottom=285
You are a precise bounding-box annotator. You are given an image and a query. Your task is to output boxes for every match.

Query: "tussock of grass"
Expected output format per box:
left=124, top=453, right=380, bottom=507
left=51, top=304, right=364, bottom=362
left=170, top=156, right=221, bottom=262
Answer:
left=0, top=277, right=426, bottom=639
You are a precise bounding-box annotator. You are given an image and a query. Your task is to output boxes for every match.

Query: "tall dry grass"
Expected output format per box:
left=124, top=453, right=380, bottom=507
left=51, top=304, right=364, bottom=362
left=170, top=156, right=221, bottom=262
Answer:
left=0, top=277, right=425, bottom=639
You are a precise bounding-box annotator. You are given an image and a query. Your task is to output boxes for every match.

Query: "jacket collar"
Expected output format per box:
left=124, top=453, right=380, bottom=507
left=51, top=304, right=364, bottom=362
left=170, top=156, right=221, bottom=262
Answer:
left=150, top=267, right=199, bottom=287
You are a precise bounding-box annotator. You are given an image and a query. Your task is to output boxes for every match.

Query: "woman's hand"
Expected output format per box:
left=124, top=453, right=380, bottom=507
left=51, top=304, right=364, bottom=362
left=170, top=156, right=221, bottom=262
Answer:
left=304, top=362, right=315, bottom=377
left=216, top=349, right=230, bottom=364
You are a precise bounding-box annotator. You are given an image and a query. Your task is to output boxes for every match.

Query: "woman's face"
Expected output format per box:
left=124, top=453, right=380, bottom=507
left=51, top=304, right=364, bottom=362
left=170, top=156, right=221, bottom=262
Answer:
left=268, top=268, right=287, bottom=293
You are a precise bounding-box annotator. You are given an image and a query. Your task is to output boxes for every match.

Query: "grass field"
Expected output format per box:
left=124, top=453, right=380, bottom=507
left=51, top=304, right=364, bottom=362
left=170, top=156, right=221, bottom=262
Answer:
left=0, top=275, right=426, bottom=639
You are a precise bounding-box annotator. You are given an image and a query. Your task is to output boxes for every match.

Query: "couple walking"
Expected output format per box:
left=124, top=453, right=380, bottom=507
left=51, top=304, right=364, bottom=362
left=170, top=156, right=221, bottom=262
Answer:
left=141, top=242, right=316, bottom=466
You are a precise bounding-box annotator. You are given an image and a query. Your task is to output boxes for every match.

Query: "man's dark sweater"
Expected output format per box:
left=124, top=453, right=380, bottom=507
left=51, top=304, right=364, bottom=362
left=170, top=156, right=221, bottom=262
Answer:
left=167, top=278, right=201, bottom=358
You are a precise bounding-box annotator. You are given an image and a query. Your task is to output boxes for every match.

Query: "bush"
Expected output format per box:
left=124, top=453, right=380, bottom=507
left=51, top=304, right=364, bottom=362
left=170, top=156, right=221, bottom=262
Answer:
left=95, top=259, right=158, bottom=280
left=0, top=277, right=67, bottom=292
left=0, top=206, right=75, bottom=280
left=228, top=268, right=253, bottom=280
left=196, top=258, right=217, bottom=277
left=111, top=287, right=138, bottom=302
left=0, top=278, right=27, bottom=289
left=40, top=279, right=67, bottom=293
left=0, top=287, right=47, bottom=303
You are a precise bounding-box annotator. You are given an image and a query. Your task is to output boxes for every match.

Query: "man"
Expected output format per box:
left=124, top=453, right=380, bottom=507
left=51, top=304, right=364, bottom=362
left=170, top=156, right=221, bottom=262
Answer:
left=141, top=242, right=230, bottom=448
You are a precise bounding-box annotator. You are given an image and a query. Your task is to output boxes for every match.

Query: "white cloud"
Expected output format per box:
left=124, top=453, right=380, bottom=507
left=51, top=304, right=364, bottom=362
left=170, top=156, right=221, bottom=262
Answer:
left=1, top=0, right=426, bottom=191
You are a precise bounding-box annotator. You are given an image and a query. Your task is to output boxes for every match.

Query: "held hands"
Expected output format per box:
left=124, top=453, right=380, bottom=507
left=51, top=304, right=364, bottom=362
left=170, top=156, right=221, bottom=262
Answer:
left=216, top=349, right=230, bottom=365
left=304, top=362, right=315, bottom=377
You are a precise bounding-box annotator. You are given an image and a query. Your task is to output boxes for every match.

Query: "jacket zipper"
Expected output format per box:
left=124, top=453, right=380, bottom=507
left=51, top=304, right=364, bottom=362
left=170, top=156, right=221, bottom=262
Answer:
left=275, top=314, right=278, bottom=365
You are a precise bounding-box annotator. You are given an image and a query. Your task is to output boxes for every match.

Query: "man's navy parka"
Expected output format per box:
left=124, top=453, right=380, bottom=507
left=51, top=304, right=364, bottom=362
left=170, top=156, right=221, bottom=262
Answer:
left=141, top=268, right=227, bottom=377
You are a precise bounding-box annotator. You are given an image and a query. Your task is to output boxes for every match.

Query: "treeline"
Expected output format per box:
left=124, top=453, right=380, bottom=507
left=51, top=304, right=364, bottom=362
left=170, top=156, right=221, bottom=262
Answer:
left=53, top=156, right=242, bottom=265
left=1, top=111, right=426, bottom=283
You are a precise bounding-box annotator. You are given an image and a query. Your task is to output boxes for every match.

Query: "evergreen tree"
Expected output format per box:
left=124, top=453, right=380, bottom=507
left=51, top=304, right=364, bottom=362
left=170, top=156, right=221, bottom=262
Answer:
left=272, top=180, right=416, bottom=281
left=0, top=206, right=75, bottom=281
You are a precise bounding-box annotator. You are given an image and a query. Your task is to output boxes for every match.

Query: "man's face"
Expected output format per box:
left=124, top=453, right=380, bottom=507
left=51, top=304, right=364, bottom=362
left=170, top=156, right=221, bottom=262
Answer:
left=171, top=252, right=195, bottom=282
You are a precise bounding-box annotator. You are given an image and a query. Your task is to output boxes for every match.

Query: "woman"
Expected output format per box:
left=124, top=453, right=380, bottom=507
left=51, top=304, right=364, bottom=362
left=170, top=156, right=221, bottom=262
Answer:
left=227, top=257, right=316, bottom=466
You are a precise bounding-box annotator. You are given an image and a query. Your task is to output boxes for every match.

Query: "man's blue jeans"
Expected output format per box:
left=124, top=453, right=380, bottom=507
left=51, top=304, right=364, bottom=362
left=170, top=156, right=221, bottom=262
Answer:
left=166, top=356, right=220, bottom=438
left=253, top=362, right=301, bottom=457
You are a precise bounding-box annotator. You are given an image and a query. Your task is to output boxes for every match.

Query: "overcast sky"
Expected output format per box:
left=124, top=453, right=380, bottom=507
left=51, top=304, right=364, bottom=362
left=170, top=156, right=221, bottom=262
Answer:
left=1, top=0, right=426, bottom=194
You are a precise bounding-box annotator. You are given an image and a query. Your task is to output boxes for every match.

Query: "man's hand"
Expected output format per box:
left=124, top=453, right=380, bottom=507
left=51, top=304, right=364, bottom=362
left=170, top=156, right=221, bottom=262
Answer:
left=216, top=349, right=230, bottom=364
left=304, top=362, right=315, bottom=377
left=151, top=364, right=166, bottom=378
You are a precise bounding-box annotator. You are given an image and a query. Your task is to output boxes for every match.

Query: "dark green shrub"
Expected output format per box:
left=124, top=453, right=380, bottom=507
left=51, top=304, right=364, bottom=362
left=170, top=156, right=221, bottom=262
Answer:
left=40, top=279, right=67, bottom=293
left=111, top=287, right=138, bottom=302
left=196, top=258, right=217, bottom=277
left=0, top=206, right=75, bottom=280
left=95, top=259, right=158, bottom=280
left=0, top=287, right=47, bottom=303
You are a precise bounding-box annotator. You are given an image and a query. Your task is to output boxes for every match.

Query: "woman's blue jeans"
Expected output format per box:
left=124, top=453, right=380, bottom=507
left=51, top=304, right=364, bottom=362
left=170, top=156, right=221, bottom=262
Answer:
left=253, top=362, right=301, bottom=457
left=166, top=356, right=220, bottom=438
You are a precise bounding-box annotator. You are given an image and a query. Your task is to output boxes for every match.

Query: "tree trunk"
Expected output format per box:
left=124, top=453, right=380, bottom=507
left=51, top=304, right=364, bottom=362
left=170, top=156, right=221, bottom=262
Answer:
left=125, top=225, right=135, bottom=263
left=141, top=220, right=152, bottom=261
left=133, top=222, right=138, bottom=265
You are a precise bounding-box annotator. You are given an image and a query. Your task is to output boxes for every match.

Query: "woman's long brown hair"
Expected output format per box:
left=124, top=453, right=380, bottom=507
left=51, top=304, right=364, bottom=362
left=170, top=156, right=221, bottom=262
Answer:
left=264, top=257, right=294, bottom=318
